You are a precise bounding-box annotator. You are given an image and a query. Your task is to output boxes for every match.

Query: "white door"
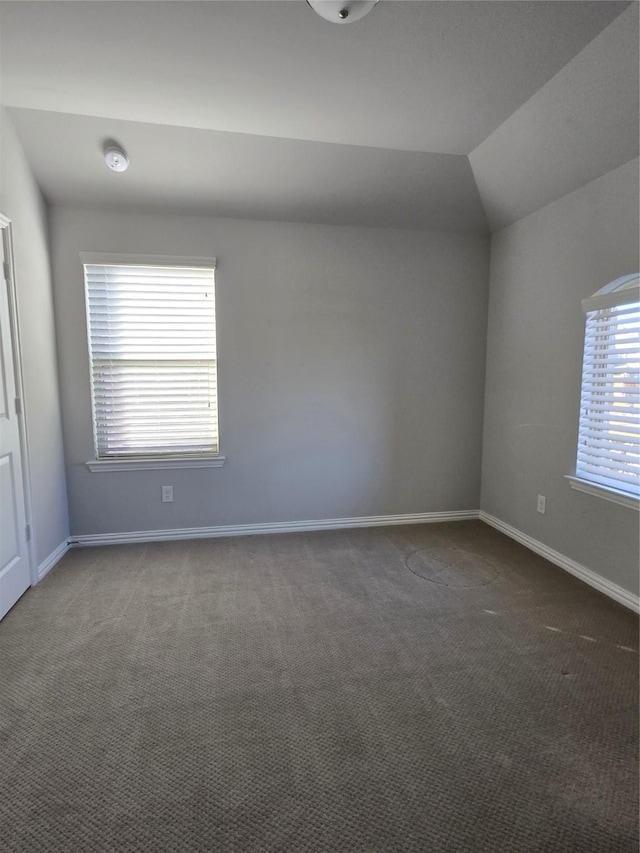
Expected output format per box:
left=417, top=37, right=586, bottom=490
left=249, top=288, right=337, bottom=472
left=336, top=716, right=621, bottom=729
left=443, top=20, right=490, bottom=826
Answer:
left=0, top=232, right=31, bottom=619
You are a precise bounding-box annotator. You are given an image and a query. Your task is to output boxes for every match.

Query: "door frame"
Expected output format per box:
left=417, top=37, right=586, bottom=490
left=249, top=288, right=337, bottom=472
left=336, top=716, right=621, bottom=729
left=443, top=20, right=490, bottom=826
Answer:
left=1, top=213, right=36, bottom=586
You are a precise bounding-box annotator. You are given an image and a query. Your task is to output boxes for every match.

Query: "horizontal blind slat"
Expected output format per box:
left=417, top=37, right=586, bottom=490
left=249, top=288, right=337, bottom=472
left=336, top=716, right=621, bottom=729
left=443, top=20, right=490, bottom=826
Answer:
left=575, top=467, right=640, bottom=495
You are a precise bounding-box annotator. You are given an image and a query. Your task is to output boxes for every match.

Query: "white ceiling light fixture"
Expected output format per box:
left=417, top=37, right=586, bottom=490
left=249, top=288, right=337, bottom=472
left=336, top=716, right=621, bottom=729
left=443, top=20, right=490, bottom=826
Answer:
left=306, top=1, right=379, bottom=25
left=104, top=145, right=129, bottom=172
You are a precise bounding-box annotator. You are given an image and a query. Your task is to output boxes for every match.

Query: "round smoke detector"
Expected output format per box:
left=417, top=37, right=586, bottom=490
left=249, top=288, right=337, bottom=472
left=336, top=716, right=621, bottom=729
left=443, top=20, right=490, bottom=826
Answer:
left=105, top=146, right=129, bottom=172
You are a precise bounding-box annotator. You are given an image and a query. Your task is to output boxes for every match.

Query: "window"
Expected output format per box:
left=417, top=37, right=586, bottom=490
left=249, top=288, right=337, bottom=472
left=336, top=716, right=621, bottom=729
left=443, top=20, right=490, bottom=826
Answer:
left=83, top=258, right=223, bottom=470
left=569, top=274, right=639, bottom=508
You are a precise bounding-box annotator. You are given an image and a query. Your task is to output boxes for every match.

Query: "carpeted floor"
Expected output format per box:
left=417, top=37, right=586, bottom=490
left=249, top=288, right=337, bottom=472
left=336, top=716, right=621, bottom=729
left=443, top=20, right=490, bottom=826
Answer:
left=1, top=521, right=638, bottom=852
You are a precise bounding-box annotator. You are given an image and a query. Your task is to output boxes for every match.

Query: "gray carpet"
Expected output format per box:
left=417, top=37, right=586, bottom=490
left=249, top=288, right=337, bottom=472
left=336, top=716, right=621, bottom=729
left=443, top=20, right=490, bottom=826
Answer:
left=1, top=521, right=638, bottom=852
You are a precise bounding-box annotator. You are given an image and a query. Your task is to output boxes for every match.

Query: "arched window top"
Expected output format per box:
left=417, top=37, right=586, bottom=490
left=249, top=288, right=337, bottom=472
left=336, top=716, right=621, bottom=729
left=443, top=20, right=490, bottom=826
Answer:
left=582, top=273, right=640, bottom=313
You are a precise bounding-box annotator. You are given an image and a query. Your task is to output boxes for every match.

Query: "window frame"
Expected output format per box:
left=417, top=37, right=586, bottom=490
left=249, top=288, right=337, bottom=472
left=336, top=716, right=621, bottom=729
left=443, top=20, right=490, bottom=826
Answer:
left=81, top=253, right=225, bottom=472
left=567, top=273, right=639, bottom=510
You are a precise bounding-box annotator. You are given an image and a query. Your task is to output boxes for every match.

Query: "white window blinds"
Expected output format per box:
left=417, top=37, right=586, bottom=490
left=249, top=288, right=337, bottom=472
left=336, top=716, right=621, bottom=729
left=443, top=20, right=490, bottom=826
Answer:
left=577, top=282, right=639, bottom=499
left=84, top=262, right=219, bottom=458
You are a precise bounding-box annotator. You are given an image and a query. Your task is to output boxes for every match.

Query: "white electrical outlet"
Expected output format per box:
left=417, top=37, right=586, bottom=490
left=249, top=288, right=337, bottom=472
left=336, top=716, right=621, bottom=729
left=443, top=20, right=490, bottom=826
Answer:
left=161, top=485, right=173, bottom=503
left=537, top=494, right=546, bottom=514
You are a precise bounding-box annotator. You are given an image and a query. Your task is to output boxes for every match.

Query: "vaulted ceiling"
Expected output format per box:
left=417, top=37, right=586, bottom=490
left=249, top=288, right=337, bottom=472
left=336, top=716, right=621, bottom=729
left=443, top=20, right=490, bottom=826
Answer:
left=1, top=1, right=637, bottom=232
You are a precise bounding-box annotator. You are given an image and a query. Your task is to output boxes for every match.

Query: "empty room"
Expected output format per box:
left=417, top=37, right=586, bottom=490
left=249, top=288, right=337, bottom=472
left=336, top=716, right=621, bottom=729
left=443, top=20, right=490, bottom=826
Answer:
left=0, top=1, right=638, bottom=850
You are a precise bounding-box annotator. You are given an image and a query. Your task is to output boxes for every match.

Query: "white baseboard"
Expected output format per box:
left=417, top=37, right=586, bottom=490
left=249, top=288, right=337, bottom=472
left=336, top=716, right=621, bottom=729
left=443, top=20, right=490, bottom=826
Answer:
left=68, top=509, right=480, bottom=548
left=65, top=509, right=638, bottom=613
left=37, top=540, right=71, bottom=582
left=479, top=511, right=639, bottom=613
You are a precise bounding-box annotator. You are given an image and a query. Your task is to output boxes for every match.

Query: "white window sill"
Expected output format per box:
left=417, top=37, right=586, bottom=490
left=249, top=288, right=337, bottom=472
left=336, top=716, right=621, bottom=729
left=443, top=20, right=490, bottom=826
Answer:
left=565, top=475, right=639, bottom=511
left=86, top=455, right=226, bottom=472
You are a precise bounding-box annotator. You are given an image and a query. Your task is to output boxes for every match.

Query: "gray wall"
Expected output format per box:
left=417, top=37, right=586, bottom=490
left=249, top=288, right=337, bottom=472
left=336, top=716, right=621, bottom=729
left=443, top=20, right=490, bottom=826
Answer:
left=50, top=207, right=489, bottom=536
left=481, top=158, right=640, bottom=596
left=469, top=3, right=639, bottom=231
left=0, top=109, right=69, bottom=566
